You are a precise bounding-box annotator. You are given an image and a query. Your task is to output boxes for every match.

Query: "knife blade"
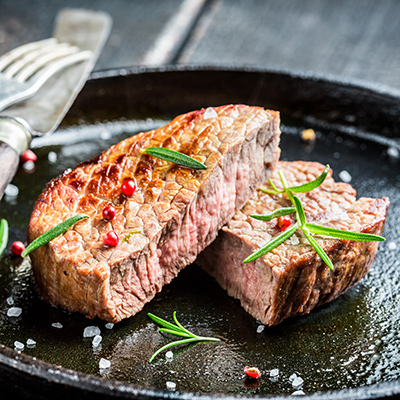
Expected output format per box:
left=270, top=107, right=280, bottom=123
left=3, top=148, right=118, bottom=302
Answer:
left=0, top=8, right=112, bottom=199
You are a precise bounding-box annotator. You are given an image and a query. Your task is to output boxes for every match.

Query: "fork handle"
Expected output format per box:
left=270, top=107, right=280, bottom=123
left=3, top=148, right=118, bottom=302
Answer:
left=0, top=117, right=32, bottom=200
left=0, top=142, right=19, bottom=200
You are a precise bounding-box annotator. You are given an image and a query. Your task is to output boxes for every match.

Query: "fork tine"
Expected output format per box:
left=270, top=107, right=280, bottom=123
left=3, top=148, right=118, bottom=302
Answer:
left=0, top=38, right=57, bottom=71
left=16, top=46, right=81, bottom=82
left=24, top=50, right=92, bottom=89
left=4, top=42, right=72, bottom=78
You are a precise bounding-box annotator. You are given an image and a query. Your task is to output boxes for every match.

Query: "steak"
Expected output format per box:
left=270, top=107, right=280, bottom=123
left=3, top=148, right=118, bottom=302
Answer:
left=27, top=105, right=281, bottom=322
left=197, top=161, right=389, bottom=326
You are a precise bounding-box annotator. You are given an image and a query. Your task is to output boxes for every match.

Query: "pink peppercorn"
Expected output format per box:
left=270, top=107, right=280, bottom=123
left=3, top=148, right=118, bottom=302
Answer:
left=103, top=231, right=119, bottom=246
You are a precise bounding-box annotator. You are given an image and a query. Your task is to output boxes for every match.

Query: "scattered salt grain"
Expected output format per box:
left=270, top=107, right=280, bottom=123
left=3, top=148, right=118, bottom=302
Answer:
left=105, top=323, right=114, bottom=329
left=166, top=381, right=176, bottom=391
left=270, top=368, right=279, bottom=377
left=256, top=325, right=265, bottom=334
left=388, top=242, right=397, bottom=250
left=6, top=296, right=14, bottom=306
left=292, top=390, right=305, bottom=396
left=387, top=147, right=400, bottom=159
left=52, top=322, right=63, bottom=329
left=203, top=107, right=218, bottom=119
left=92, top=335, right=102, bottom=348
left=339, top=170, right=352, bottom=183
left=99, top=358, right=111, bottom=370
left=83, top=326, right=101, bottom=338
left=14, top=341, right=24, bottom=350
left=165, top=351, right=174, bottom=360
left=292, top=376, right=304, bottom=388
left=7, top=307, right=22, bottom=317
left=22, top=160, right=35, bottom=171
left=48, top=151, right=58, bottom=163
left=289, top=373, right=298, bottom=382
left=290, top=235, right=300, bottom=245
left=26, top=339, right=36, bottom=348
left=5, top=184, right=19, bottom=198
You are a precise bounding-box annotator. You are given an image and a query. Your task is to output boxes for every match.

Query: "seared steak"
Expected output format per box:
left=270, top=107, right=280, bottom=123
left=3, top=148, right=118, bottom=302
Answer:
left=27, top=105, right=281, bottom=322
left=197, top=161, right=389, bottom=326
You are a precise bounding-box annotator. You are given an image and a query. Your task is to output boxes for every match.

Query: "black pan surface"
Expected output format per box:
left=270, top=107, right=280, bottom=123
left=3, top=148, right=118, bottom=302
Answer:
left=0, top=67, right=399, bottom=400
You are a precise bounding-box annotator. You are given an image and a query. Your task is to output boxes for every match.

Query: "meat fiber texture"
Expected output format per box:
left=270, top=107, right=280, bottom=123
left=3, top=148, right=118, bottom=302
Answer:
left=197, top=161, right=389, bottom=326
left=27, top=105, right=281, bottom=322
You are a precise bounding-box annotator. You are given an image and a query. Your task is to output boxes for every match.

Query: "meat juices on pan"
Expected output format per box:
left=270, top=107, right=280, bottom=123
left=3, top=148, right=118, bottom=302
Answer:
left=27, top=105, right=281, bottom=322
left=197, top=161, right=389, bottom=326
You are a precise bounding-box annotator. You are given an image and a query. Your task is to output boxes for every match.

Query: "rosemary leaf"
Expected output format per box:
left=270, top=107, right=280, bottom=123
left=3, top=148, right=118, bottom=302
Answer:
left=149, top=338, right=200, bottom=363
left=0, top=219, right=9, bottom=257
left=21, top=214, right=89, bottom=258
left=258, top=187, right=281, bottom=195
left=293, top=195, right=307, bottom=227
left=243, top=222, right=299, bottom=263
left=148, top=312, right=219, bottom=362
left=304, top=231, right=334, bottom=270
left=159, top=328, right=192, bottom=338
left=290, top=164, right=330, bottom=193
left=148, top=313, right=184, bottom=333
left=250, top=207, right=296, bottom=221
left=143, top=147, right=207, bottom=170
left=306, top=223, right=385, bottom=242
left=269, top=179, right=284, bottom=193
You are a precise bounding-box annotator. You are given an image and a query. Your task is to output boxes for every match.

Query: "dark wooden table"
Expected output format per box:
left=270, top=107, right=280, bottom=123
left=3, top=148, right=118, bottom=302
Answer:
left=1, top=0, right=400, bottom=90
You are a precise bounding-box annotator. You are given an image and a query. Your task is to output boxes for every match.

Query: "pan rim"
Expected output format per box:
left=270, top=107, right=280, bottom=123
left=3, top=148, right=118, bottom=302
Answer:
left=1, top=65, right=399, bottom=400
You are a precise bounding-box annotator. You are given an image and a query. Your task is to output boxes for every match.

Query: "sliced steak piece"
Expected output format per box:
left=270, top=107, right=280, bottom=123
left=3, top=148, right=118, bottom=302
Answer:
left=197, top=161, right=389, bottom=326
left=27, top=105, right=281, bottom=322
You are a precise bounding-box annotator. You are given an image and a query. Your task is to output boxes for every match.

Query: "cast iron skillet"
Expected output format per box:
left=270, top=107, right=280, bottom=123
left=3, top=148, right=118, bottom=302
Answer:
left=0, top=67, right=399, bottom=400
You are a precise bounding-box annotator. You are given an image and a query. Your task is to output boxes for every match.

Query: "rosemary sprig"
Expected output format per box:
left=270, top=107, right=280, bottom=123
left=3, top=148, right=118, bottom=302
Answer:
left=21, top=214, right=89, bottom=258
left=148, top=312, right=219, bottom=363
left=122, top=229, right=144, bottom=242
left=246, top=165, right=385, bottom=268
left=142, top=147, right=207, bottom=170
left=0, top=219, right=9, bottom=257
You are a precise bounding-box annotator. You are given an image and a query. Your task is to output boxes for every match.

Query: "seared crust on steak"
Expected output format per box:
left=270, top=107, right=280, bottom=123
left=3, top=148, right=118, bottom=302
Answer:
left=27, top=105, right=281, bottom=322
left=197, top=161, right=389, bottom=326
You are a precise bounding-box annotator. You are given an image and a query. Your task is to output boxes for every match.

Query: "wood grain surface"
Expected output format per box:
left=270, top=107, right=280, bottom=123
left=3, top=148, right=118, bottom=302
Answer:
left=0, top=0, right=399, bottom=88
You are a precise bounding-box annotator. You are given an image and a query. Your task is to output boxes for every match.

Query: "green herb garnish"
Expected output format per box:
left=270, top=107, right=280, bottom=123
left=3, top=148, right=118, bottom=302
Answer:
left=142, top=147, right=207, bottom=170
left=21, top=214, right=89, bottom=258
left=148, top=312, right=219, bottom=363
left=244, top=165, right=385, bottom=268
left=0, top=219, right=9, bottom=257
left=122, top=229, right=144, bottom=242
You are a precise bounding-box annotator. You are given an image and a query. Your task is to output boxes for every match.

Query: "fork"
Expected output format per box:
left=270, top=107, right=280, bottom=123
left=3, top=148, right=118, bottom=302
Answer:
left=0, top=38, right=92, bottom=112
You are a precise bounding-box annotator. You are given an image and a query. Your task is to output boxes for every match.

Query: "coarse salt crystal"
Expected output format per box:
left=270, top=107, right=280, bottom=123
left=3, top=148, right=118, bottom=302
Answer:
left=7, top=307, right=22, bottom=317
left=52, top=322, right=63, bottom=329
left=289, top=373, right=298, bottom=382
left=92, top=335, right=102, bottom=348
left=14, top=341, right=24, bottom=350
left=105, top=323, right=114, bottom=329
left=388, top=242, right=397, bottom=250
left=4, top=184, right=19, bottom=198
left=6, top=296, right=14, bottom=306
left=166, top=351, right=174, bottom=360
left=387, top=147, right=400, bottom=159
left=292, top=390, right=305, bottom=396
left=292, top=376, right=304, bottom=388
left=339, top=170, right=352, bottom=183
left=256, top=325, right=265, bottom=333
left=48, top=151, right=58, bottom=163
left=290, top=235, right=300, bottom=245
left=203, top=107, right=218, bottom=119
left=27, top=338, right=36, bottom=347
left=22, top=161, right=35, bottom=171
left=270, top=368, right=279, bottom=377
left=99, top=358, right=111, bottom=369
left=83, top=326, right=101, bottom=338
left=166, top=381, right=176, bottom=391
